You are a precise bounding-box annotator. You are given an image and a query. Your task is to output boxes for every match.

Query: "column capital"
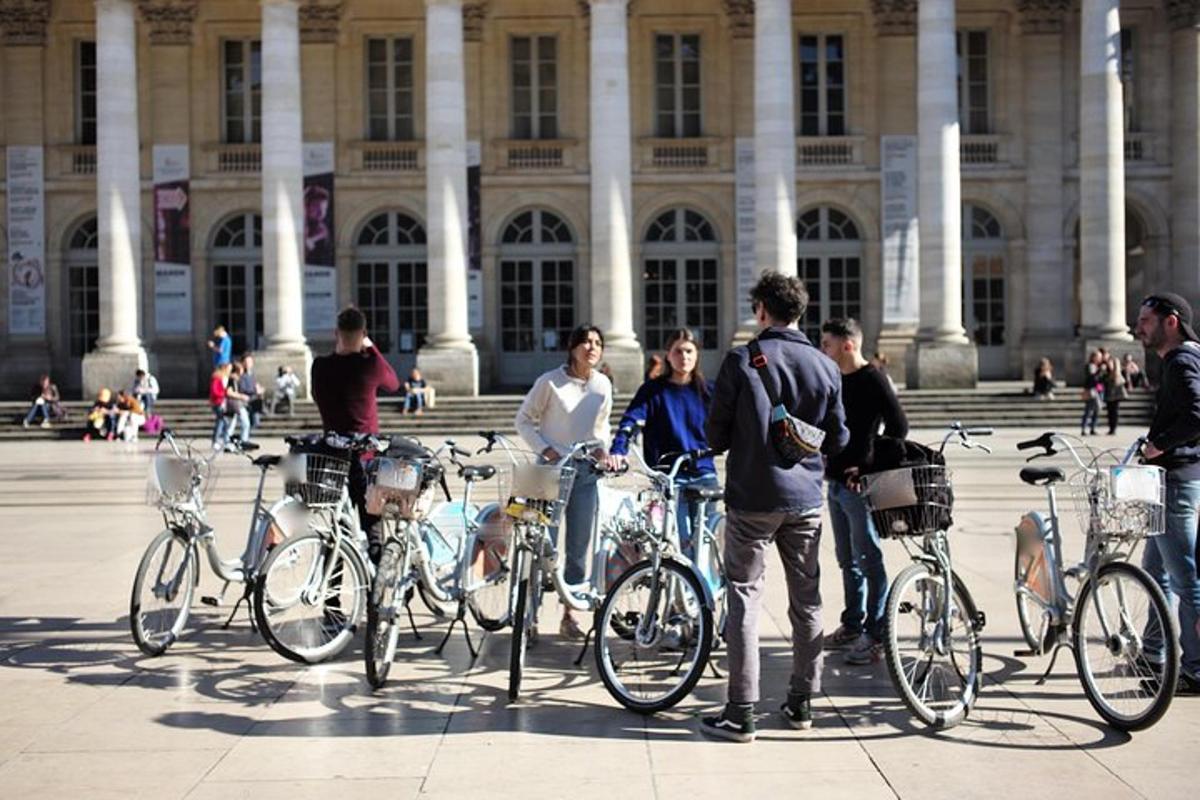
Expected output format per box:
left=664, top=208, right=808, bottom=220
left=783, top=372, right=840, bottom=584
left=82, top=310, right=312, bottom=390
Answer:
left=299, top=0, right=341, bottom=43
left=1166, top=0, right=1200, bottom=30
left=722, top=0, right=754, bottom=39
left=578, top=0, right=634, bottom=18
left=1017, top=0, right=1069, bottom=35
left=0, top=0, right=50, bottom=47
left=137, top=0, right=197, bottom=46
left=463, top=1, right=487, bottom=41
left=871, top=0, right=916, bottom=37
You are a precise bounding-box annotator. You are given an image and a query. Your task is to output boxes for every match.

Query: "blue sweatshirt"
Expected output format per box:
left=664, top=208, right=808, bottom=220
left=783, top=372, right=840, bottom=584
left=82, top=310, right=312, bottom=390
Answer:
left=610, top=378, right=716, bottom=475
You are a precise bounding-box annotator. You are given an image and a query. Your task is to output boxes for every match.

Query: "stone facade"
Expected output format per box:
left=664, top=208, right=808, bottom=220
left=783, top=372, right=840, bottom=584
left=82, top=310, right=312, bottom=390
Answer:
left=0, top=0, right=1193, bottom=398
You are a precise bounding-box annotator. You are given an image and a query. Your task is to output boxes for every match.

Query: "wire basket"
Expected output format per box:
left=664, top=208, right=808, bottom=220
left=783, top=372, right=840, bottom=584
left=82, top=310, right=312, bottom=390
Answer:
left=499, top=462, right=577, bottom=528
left=146, top=452, right=216, bottom=507
left=282, top=451, right=351, bottom=508
left=365, top=456, right=440, bottom=520
left=1067, top=463, right=1165, bottom=544
left=861, top=465, right=955, bottom=538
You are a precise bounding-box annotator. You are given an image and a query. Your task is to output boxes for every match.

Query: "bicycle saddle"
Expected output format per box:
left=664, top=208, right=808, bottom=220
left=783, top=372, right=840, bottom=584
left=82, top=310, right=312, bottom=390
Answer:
left=1019, top=466, right=1066, bottom=486
left=460, top=465, right=496, bottom=482
left=684, top=486, right=724, bottom=502
left=253, top=454, right=282, bottom=468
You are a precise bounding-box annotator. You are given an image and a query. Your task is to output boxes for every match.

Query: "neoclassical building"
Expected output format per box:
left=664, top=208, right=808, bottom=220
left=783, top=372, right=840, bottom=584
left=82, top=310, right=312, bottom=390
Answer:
left=0, top=0, right=1196, bottom=397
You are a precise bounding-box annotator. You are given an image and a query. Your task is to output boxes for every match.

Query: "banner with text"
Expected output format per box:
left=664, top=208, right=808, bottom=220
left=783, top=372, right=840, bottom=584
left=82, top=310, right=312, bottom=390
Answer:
left=467, top=140, right=483, bottom=331
left=880, top=135, right=920, bottom=325
left=734, top=138, right=756, bottom=322
left=303, top=142, right=337, bottom=335
left=153, top=145, right=193, bottom=334
left=7, top=146, right=46, bottom=335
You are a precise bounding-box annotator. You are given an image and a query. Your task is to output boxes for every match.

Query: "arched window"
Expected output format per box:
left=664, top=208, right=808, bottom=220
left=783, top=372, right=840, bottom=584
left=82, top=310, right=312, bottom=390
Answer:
left=66, top=217, right=99, bottom=358
left=642, top=208, right=720, bottom=351
left=354, top=211, right=428, bottom=360
left=962, top=205, right=1005, bottom=357
left=796, top=206, right=862, bottom=342
left=497, top=210, right=576, bottom=382
left=210, top=213, right=263, bottom=355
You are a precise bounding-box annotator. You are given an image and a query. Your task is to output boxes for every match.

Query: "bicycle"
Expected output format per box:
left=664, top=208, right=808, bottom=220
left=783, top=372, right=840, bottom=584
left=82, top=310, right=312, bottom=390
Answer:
left=593, top=429, right=725, bottom=713
left=1012, top=432, right=1177, bottom=730
left=364, top=437, right=507, bottom=688
left=252, top=431, right=390, bottom=664
left=130, top=428, right=305, bottom=656
left=859, top=423, right=993, bottom=729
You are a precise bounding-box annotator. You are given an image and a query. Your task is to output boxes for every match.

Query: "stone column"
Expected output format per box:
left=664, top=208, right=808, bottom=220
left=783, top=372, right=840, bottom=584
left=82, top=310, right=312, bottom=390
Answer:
left=906, top=0, right=977, bottom=388
left=83, top=0, right=152, bottom=397
left=1169, top=1, right=1200, bottom=302
left=1018, top=1, right=1076, bottom=378
left=1078, top=0, right=1130, bottom=343
left=586, top=0, right=642, bottom=389
left=753, top=0, right=796, bottom=279
left=417, top=0, right=480, bottom=395
left=255, top=0, right=313, bottom=394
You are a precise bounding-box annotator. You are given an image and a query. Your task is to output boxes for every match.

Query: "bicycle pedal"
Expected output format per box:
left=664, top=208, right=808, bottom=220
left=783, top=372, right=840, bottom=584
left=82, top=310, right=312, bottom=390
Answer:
left=200, top=596, right=220, bottom=607
left=973, top=611, right=987, bottom=631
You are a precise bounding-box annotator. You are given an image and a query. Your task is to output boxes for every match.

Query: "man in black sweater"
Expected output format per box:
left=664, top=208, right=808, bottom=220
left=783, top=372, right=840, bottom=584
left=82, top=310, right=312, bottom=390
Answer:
left=820, top=318, right=908, bottom=666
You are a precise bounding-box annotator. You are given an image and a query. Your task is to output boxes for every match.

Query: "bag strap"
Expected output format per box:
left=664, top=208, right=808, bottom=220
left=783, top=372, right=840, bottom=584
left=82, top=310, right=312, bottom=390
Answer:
left=747, top=338, right=784, bottom=409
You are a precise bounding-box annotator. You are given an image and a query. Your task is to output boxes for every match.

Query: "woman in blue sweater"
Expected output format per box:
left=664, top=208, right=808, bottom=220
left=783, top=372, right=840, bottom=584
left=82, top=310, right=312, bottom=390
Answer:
left=609, top=328, right=718, bottom=560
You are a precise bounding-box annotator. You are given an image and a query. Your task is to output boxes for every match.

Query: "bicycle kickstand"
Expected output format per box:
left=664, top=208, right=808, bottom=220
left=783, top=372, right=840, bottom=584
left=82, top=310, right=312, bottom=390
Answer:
left=222, top=583, right=254, bottom=631
left=405, top=598, right=423, bottom=641
left=707, top=656, right=725, bottom=679
left=435, top=602, right=478, bottom=659
left=572, top=626, right=595, bottom=667
left=1035, top=642, right=1072, bottom=686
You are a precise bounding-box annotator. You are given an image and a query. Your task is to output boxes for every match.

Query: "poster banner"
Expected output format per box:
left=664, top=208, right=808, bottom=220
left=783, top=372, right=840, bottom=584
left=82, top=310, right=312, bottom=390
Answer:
left=734, top=138, right=756, bottom=322
left=880, top=135, right=920, bottom=325
left=7, top=146, right=46, bottom=335
left=303, top=142, right=337, bottom=335
left=466, top=140, right=483, bottom=331
left=153, top=145, right=192, bottom=334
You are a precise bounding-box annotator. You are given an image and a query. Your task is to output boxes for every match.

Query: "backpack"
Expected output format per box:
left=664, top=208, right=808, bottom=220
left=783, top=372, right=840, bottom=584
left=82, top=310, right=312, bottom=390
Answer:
left=863, top=436, right=954, bottom=537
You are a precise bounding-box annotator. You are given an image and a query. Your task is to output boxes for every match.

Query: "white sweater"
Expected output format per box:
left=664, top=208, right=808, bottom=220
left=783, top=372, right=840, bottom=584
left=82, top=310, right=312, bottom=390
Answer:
left=515, top=366, right=612, bottom=456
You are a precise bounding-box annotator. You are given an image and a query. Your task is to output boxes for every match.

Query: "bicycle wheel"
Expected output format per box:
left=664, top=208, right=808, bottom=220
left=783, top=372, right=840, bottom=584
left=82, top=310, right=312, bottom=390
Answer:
left=507, top=547, right=535, bottom=702
left=254, top=531, right=369, bottom=664
left=595, top=558, right=713, bottom=714
left=365, top=540, right=404, bottom=689
left=130, top=530, right=197, bottom=657
left=1072, top=560, right=1178, bottom=731
left=1014, top=543, right=1052, bottom=654
left=468, top=530, right=513, bottom=631
left=883, top=563, right=983, bottom=729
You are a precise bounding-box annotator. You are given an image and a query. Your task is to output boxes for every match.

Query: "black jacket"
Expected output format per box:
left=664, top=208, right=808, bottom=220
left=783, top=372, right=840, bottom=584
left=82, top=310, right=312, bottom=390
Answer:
left=1148, top=341, right=1200, bottom=480
left=706, top=327, right=849, bottom=512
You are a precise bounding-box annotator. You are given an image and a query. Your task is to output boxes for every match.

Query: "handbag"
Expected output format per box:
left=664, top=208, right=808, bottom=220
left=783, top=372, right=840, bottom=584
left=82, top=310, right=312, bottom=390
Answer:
left=747, top=339, right=826, bottom=466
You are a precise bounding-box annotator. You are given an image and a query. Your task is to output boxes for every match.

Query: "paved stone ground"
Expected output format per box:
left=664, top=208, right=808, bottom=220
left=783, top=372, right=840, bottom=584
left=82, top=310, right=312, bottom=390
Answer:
left=0, top=429, right=1195, bottom=799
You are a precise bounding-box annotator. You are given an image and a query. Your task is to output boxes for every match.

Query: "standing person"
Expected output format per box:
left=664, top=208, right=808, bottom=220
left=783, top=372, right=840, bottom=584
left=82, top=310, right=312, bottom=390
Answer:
left=700, top=271, right=848, bottom=742
left=819, top=318, right=908, bottom=665
left=224, top=362, right=253, bottom=445
left=1102, top=352, right=1127, bottom=435
left=129, top=369, right=160, bottom=416
left=207, top=325, right=232, bottom=369
left=1135, top=292, right=1200, bottom=695
left=311, top=307, right=401, bottom=563
left=515, top=325, right=613, bottom=640
left=609, top=328, right=717, bottom=561
left=238, top=353, right=264, bottom=431
left=1081, top=350, right=1104, bottom=435
left=209, top=364, right=232, bottom=447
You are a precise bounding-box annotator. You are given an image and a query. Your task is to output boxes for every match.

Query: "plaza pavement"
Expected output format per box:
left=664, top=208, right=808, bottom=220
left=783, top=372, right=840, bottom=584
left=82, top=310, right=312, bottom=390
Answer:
left=0, top=428, right=1195, bottom=799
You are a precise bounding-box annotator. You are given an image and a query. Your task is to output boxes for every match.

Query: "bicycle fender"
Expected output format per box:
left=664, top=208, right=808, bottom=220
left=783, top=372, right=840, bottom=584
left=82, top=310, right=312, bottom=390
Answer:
left=668, top=555, right=716, bottom=611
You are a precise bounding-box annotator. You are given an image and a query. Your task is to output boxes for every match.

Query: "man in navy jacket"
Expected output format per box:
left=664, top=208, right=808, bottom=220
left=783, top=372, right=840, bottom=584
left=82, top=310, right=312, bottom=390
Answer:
left=700, top=271, right=849, bottom=742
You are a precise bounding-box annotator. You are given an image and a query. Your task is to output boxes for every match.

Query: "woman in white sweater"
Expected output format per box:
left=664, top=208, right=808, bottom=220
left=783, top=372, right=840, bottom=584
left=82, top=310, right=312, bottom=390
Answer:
left=515, top=325, right=613, bottom=639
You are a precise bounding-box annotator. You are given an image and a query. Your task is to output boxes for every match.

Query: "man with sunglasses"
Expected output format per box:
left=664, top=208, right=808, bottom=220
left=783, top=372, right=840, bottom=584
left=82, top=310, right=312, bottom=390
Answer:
left=1135, top=292, right=1200, bottom=695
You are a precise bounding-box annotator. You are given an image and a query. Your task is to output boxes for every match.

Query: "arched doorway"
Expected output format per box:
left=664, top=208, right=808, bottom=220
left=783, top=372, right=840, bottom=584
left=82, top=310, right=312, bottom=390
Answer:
left=209, top=213, right=263, bottom=355
left=641, top=207, right=721, bottom=373
left=497, top=209, right=576, bottom=384
left=962, top=204, right=1007, bottom=378
left=353, top=211, right=428, bottom=375
left=65, top=217, right=99, bottom=391
left=1071, top=209, right=1148, bottom=334
left=796, top=206, right=863, bottom=343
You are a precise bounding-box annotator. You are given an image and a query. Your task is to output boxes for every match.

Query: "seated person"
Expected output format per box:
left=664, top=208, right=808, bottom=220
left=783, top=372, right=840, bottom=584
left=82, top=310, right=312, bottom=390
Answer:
left=402, top=368, right=430, bottom=415
left=115, top=390, right=146, bottom=442
left=1032, top=358, right=1056, bottom=400
left=23, top=374, right=60, bottom=429
left=85, top=388, right=119, bottom=442
left=270, top=365, right=301, bottom=416
left=130, top=369, right=160, bottom=416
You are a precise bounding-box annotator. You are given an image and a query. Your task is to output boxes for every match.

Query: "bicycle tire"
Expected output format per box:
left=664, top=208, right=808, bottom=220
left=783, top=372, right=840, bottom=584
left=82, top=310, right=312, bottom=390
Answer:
left=594, top=558, right=713, bottom=714
left=883, top=562, right=982, bottom=729
left=467, top=533, right=513, bottom=632
left=365, top=540, right=404, bottom=689
left=253, top=531, right=369, bottom=664
left=130, top=529, right=196, bottom=657
left=1014, top=544, right=1051, bottom=655
left=1072, top=560, right=1178, bottom=731
left=507, top=548, right=534, bottom=702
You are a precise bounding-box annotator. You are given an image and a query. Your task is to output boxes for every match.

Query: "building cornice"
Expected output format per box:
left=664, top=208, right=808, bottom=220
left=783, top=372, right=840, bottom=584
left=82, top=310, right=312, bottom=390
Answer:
left=138, top=0, right=197, bottom=46
left=0, top=0, right=50, bottom=47
left=722, top=0, right=753, bottom=40
left=1166, top=0, right=1200, bottom=30
left=870, top=0, right=916, bottom=38
left=299, top=0, right=341, bottom=44
left=1017, top=0, right=1069, bottom=35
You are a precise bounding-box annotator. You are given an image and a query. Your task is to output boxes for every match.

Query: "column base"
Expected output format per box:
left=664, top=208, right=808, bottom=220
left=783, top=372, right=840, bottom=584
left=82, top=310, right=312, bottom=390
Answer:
left=1020, top=334, right=1080, bottom=383
left=82, top=347, right=153, bottom=400
left=417, top=345, right=480, bottom=397
left=874, top=326, right=919, bottom=389
left=904, top=340, right=978, bottom=390
left=253, top=347, right=314, bottom=401
left=596, top=343, right=644, bottom=396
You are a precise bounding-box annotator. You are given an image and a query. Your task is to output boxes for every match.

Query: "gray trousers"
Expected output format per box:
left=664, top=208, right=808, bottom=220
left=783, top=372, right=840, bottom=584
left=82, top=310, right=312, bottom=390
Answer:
left=724, top=508, right=824, bottom=704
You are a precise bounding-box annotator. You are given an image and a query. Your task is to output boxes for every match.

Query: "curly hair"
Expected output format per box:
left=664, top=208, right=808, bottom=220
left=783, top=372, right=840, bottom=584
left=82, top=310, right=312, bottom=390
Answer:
left=749, top=270, right=809, bottom=325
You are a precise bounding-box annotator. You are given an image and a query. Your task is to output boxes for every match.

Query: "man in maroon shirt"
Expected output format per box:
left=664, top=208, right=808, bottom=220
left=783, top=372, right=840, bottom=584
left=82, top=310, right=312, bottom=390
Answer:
left=311, top=307, right=401, bottom=562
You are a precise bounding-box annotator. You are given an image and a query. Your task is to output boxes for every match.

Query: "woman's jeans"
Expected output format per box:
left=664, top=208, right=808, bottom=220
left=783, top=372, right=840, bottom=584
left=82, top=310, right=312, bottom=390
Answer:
left=404, top=391, right=426, bottom=413
left=675, top=472, right=721, bottom=560
left=828, top=480, right=888, bottom=641
left=1142, top=476, right=1200, bottom=680
left=24, top=399, right=48, bottom=425
left=558, top=464, right=599, bottom=586
left=211, top=406, right=229, bottom=445
left=1081, top=396, right=1101, bottom=433
left=228, top=407, right=253, bottom=443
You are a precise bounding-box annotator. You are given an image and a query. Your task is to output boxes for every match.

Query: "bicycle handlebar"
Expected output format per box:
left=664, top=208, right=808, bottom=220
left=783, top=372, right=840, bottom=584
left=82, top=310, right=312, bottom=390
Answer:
left=938, top=422, right=994, bottom=455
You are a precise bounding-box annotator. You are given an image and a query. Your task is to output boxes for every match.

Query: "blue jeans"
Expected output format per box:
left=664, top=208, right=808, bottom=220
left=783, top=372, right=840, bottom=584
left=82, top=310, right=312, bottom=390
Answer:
left=228, top=407, right=253, bottom=443
left=403, top=391, right=426, bottom=413
left=211, top=406, right=229, bottom=445
left=137, top=393, right=156, bottom=416
left=1141, top=476, right=1200, bottom=680
left=558, top=464, right=599, bottom=586
left=1081, top=396, right=1101, bottom=434
left=24, top=399, right=48, bottom=425
left=828, top=480, right=888, bottom=641
left=675, top=472, right=721, bottom=561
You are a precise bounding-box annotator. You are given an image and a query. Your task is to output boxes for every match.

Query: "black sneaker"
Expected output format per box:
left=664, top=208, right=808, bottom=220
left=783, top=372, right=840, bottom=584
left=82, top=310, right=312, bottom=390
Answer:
left=1177, top=673, right=1200, bottom=696
left=781, top=695, right=813, bottom=730
left=699, top=706, right=756, bottom=743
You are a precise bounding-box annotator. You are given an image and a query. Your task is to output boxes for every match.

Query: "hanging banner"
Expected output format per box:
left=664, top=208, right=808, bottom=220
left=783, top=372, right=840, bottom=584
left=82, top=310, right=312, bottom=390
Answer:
left=466, top=140, right=483, bottom=331
left=881, top=135, right=920, bottom=325
left=153, top=145, right=193, bottom=334
left=734, top=138, right=756, bottom=322
left=303, top=142, right=337, bottom=335
left=7, top=146, right=46, bottom=335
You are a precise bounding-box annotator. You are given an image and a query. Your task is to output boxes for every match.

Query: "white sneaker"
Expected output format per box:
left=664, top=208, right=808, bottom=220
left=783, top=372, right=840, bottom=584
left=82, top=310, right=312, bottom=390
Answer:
left=844, top=633, right=883, bottom=665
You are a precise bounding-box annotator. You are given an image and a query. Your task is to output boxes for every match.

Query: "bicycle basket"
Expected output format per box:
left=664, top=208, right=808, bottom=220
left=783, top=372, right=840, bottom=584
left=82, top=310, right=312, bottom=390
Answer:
left=147, top=453, right=196, bottom=506
left=365, top=456, right=441, bottom=520
left=282, top=451, right=351, bottom=508
left=502, top=462, right=577, bottom=527
left=1069, top=463, right=1165, bottom=544
left=861, top=465, right=954, bottom=538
